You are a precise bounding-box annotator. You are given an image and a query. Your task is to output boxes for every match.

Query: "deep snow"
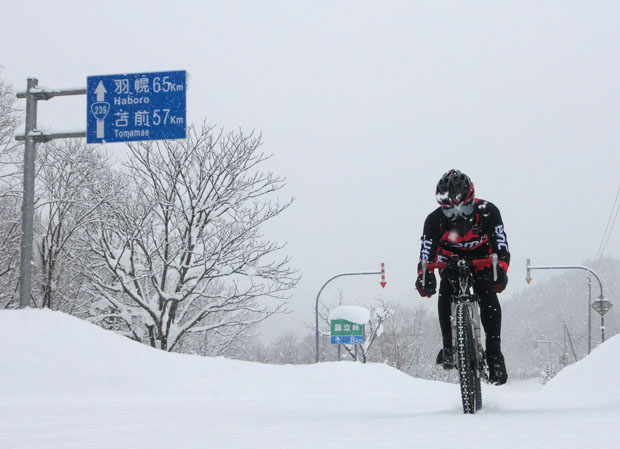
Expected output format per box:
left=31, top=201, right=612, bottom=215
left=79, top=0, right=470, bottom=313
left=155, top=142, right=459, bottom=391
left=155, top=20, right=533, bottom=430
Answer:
left=1, top=309, right=619, bottom=449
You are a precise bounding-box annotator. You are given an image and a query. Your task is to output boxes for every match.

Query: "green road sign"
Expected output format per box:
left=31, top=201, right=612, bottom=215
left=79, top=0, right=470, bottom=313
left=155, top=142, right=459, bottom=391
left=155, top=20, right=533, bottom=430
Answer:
left=331, top=319, right=363, bottom=337
left=331, top=319, right=364, bottom=345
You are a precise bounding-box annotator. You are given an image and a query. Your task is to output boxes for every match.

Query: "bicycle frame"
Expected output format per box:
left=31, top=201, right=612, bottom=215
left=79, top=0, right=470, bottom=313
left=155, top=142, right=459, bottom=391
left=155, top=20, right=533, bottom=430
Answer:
left=446, top=258, right=488, bottom=371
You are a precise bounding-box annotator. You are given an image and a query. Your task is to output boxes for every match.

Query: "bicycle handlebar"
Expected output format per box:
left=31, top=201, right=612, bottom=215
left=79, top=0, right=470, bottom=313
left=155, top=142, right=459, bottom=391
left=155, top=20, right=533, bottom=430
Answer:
left=421, top=254, right=498, bottom=286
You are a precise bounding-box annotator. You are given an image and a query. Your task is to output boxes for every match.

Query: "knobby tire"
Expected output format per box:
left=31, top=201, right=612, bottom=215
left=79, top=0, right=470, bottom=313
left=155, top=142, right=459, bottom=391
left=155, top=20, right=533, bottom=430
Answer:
left=456, top=303, right=480, bottom=414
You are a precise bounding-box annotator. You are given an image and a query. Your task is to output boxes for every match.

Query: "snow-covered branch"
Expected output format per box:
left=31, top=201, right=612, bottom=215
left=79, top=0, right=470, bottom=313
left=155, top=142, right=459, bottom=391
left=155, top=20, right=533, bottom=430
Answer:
left=89, top=123, right=298, bottom=351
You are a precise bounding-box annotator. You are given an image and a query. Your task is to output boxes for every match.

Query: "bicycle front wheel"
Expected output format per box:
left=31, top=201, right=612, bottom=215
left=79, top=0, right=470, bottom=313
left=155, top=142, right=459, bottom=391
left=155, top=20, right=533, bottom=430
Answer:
left=456, top=303, right=480, bottom=414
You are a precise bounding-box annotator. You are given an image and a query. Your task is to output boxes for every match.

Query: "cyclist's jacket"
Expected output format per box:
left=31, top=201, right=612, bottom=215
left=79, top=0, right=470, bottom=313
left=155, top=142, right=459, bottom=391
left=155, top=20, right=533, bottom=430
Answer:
left=417, top=198, right=510, bottom=275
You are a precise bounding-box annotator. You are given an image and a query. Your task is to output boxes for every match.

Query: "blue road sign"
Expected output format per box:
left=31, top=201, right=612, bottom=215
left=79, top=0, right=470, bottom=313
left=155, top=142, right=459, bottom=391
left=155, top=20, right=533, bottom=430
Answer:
left=331, top=335, right=364, bottom=345
left=87, top=70, right=186, bottom=143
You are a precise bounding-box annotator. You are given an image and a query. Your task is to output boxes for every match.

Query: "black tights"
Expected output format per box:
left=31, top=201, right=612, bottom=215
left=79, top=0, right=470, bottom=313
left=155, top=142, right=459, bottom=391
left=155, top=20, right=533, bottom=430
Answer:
left=437, top=275, right=502, bottom=353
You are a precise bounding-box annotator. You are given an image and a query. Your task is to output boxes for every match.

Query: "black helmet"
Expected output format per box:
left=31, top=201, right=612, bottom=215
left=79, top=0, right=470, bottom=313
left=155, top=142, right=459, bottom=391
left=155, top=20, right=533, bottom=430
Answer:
left=436, top=170, right=476, bottom=235
left=435, top=169, right=475, bottom=208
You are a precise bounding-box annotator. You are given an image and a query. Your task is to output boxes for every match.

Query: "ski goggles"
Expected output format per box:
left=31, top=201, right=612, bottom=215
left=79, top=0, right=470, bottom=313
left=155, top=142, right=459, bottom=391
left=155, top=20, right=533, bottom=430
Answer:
left=441, top=202, right=474, bottom=219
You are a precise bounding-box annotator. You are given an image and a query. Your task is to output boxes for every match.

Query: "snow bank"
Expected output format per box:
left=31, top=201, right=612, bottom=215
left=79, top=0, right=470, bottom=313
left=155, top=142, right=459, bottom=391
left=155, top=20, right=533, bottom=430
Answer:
left=3, top=308, right=618, bottom=409
left=328, top=305, right=370, bottom=324
left=0, top=309, right=448, bottom=403
left=543, top=333, right=620, bottom=406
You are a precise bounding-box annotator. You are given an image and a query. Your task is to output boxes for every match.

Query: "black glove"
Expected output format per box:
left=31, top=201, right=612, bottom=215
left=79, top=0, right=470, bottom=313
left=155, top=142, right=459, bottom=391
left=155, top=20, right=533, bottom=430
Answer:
left=416, top=271, right=437, bottom=297
left=487, top=265, right=508, bottom=293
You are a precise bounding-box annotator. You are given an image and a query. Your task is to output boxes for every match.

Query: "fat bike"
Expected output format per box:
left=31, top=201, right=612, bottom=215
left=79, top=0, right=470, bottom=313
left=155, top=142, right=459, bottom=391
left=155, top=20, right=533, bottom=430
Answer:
left=422, top=254, right=499, bottom=414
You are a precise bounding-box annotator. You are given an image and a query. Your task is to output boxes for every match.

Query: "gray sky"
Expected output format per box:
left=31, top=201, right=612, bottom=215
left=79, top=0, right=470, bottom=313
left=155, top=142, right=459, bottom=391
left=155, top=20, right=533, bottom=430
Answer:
left=3, top=1, right=620, bottom=340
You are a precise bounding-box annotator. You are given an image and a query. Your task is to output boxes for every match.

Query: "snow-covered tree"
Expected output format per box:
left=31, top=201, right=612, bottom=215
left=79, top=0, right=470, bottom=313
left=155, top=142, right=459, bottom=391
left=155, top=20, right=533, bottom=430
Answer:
left=370, top=305, right=429, bottom=372
left=0, top=68, right=20, bottom=176
left=0, top=69, right=21, bottom=307
left=32, top=140, right=113, bottom=312
left=87, top=124, right=298, bottom=351
left=268, top=331, right=305, bottom=364
left=0, top=193, right=20, bottom=307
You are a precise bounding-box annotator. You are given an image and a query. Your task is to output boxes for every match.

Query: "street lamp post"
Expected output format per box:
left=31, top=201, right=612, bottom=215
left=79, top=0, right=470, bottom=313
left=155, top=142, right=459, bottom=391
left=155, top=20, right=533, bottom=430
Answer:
left=526, top=259, right=608, bottom=354
left=315, top=269, right=383, bottom=363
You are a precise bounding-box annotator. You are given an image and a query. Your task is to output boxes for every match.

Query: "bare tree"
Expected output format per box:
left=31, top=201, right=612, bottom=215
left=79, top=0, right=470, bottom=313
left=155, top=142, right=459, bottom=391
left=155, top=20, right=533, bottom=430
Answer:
left=87, top=124, right=298, bottom=351
left=268, top=332, right=304, bottom=364
left=370, top=304, right=456, bottom=382
left=0, top=193, right=20, bottom=307
left=370, top=305, right=429, bottom=372
left=345, top=298, right=395, bottom=363
left=0, top=68, right=20, bottom=181
left=32, top=140, right=114, bottom=313
left=176, top=321, right=266, bottom=359
left=0, top=69, right=22, bottom=307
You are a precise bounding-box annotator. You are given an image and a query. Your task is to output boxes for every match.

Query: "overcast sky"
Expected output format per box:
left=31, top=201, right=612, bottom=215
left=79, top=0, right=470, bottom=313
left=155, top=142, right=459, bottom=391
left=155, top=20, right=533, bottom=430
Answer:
left=2, top=1, right=619, bottom=340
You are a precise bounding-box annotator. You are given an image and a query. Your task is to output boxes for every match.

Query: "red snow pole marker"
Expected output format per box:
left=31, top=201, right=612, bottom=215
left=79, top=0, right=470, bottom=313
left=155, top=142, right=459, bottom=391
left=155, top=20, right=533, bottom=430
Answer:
left=380, top=263, right=386, bottom=288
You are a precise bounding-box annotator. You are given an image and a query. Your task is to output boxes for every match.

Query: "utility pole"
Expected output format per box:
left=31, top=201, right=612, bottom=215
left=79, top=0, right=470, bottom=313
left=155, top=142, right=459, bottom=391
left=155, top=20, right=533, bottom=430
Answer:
left=562, top=322, right=578, bottom=363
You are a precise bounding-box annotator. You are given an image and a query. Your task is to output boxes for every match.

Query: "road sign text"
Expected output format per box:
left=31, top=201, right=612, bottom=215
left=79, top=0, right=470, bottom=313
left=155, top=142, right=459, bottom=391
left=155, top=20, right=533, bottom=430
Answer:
left=87, top=70, right=186, bottom=144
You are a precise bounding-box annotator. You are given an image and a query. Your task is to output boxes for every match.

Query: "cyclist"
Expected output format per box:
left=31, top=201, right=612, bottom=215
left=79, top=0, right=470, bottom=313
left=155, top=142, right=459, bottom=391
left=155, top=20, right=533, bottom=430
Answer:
left=415, top=169, right=509, bottom=385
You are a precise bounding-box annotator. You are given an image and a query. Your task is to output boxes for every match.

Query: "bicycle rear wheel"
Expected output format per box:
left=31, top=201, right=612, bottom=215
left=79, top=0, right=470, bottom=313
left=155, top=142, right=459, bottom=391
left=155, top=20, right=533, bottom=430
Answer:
left=456, top=303, right=480, bottom=414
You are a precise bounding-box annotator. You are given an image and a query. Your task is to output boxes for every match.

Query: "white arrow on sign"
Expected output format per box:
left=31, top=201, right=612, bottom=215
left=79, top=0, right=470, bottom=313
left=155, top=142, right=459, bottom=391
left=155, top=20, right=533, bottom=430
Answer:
left=94, top=81, right=108, bottom=138
left=95, top=81, right=107, bottom=102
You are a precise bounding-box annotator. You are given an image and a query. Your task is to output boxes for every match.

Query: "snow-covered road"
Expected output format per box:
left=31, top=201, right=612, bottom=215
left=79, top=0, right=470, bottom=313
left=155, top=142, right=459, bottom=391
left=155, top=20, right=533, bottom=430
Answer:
left=1, top=310, right=618, bottom=449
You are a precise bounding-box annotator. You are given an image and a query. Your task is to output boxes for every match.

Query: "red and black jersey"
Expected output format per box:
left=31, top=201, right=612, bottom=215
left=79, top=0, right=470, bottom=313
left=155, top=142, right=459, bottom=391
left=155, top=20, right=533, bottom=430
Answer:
left=417, top=198, right=510, bottom=274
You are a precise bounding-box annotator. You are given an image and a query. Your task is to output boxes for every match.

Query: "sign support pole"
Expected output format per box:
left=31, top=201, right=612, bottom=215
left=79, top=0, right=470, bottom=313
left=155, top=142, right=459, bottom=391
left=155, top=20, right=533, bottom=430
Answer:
left=15, top=79, right=86, bottom=308
left=18, top=78, right=38, bottom=308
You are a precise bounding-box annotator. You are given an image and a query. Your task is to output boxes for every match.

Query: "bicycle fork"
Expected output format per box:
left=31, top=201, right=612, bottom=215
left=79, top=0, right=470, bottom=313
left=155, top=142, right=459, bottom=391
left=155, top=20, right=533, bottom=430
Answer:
left=450, top=299, right=485, bottom=373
